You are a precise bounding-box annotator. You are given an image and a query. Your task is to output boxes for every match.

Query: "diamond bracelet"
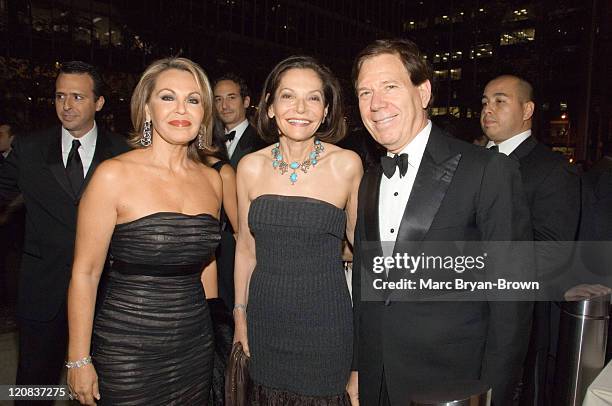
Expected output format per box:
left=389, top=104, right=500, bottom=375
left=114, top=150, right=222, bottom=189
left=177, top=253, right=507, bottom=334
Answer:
left=233, top=303, right=247, bottom=312
left=65, top=356, right=92, bottom=369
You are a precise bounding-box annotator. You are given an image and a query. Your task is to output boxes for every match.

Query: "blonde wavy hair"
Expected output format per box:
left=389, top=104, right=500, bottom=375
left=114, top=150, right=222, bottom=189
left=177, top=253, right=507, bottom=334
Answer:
left=129, top=57, right=214, bottom=161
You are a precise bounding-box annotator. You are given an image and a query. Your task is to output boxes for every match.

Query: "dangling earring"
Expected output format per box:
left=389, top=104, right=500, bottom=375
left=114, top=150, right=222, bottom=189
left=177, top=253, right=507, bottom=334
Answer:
left=197, top=125, right=207, bottom=150
left=140, top=120, right=152, bottom=147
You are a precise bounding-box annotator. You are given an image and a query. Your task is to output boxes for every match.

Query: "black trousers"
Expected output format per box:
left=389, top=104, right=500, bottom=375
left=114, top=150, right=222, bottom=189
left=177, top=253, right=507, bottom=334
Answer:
left=15, top=305, right=67, bottom=406
left=379, top=368, right=391, bottom=406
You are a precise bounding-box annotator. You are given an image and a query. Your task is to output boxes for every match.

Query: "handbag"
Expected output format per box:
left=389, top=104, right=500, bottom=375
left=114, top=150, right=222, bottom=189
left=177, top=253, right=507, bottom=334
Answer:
left=225, top=342, right=251, bottom=406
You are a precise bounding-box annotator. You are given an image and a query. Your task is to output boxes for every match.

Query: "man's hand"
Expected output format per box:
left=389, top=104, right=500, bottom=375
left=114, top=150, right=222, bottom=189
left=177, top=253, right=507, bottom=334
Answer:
left=564, top=284, right=612, bottom=301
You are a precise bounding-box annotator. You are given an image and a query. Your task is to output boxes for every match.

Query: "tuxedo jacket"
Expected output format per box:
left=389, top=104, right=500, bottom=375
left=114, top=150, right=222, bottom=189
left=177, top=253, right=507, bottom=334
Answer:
left=510, top=136, right=580, bottom=405
left=512, top=136, right=580, bottom=244
left=229, top=123, right=268, bottom=169
left=352, top=125, right=533, bottom=406
left=0, top=126, right=129, bottom=321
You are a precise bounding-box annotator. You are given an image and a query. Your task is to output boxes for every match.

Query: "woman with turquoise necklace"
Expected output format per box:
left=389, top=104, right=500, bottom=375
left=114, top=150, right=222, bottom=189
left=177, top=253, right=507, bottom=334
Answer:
left=233, top=55, right=362, bottom=405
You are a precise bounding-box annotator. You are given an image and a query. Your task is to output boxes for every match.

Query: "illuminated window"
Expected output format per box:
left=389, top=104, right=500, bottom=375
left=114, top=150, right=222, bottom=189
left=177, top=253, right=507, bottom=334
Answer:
left=434, top=70, right=448, bottom=80
left=450, top=68, right=461, bottom=80
left=506, top=8, right=529, bottom=22
left=434, top=15, right=451, bottom=25
left=449, top=106, right=460, bottom=117
left=404, top=20, right=416, bottom=31
left=431, top=107, right=448, bottom=116
left=500, top=28, right=535, bottom=45
left=470, top=43, right=493, bottom=59
left=451, top=51, right=463, bottom=60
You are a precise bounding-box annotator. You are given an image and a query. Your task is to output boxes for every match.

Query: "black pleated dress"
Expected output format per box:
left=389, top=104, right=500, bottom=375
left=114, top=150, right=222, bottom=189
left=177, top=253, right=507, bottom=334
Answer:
left=92, top=212, right=220, bottom=405
left=247, top=195, right=352, bottom=405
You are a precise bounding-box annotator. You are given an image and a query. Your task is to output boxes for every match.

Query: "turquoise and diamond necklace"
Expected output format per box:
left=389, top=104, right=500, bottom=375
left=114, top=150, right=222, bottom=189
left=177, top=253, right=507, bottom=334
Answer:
left=271, top=139, right=324, bottom=185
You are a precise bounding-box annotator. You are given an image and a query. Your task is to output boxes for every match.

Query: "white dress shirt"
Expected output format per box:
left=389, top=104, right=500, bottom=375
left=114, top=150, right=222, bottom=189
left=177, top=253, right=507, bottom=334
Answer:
left=486, top=129, right=531, bottom=156
left=379, top=120, right=432, bottom=249
left=61, top=122, right=98, bottom=176
left=226, top=119, right=249, bottom=158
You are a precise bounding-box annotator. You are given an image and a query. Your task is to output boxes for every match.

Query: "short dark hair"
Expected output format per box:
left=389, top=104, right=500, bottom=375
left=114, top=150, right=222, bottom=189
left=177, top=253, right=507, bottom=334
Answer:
left=352, top=38, right=433, bottom=106
left=213, top=73, right=250, bottom=100
left=487, top=74, right=534, bottom=102
left=0, top=118, right=23, bottom=137
left=59, top=61, right=105, bottom=100
left=256, top=55, right=346, bottom=144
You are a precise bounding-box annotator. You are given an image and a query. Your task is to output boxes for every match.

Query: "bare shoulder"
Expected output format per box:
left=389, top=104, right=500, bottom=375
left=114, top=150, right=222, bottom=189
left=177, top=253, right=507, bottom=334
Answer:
left=324, top=143, right=363, bottom=178
left=199, top=163, right=222, bottom=187
left=92, top=155, right=131, bottom=184
left=94, top=149, right=147, bottom=180
left=218, top=162, right=236, bottom=180
left=236, top=147, right=272, bottom=180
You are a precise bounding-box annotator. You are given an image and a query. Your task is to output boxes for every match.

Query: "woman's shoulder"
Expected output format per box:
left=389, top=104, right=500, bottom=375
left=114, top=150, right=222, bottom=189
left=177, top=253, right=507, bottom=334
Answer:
left=236, top=147, right=272, bottom=177
left=323, top=144, right=363, bottom=176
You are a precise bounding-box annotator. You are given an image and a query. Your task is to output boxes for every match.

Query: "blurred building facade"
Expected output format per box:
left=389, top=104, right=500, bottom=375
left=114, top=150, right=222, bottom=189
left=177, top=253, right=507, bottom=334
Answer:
left=0, top=0, right=609, bottom=163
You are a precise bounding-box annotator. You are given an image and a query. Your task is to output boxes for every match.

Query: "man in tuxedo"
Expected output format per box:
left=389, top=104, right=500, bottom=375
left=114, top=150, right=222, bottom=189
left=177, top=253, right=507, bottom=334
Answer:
left=481, top=75, right=580, bottom=245
left=0, top=61, right=129, bottom=397
left=212, top=73, right=267, bottom=309
left=213, top=73, right=267, bottom=168
left=350, top=39, right=533, bottom=406
left=481, top=75, right=581, bottom=406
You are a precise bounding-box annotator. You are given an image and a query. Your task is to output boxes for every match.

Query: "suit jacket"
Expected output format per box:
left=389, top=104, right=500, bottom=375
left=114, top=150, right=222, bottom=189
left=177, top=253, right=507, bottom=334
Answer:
left=512, top=136, right=580, bottom=244
left=229, top=123, right=267, bottom=169
left=353, top=125, right=533, bottom=406
left=510, top=136, right=580, bottom=406
left=0, top=126, right=130, bottom=321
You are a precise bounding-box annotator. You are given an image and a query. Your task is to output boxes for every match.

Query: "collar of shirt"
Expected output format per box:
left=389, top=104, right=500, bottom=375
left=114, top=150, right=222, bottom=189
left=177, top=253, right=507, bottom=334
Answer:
left=378, top=120, right=432, bottom=246
left=226, top=119, right=249, bottom=157
left=385, top=119, right=432, bottom=176
left=61, top=122, right=98, bottom=174
left=62, top=122, right=97, bottom=154
left=486, top=129, right=531, bottom=156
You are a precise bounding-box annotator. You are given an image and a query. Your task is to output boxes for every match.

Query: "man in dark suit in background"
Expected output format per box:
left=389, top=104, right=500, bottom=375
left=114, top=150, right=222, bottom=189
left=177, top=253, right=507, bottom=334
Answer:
left=213, top=73, right=267, bottom=168
left=481, top=75, right=581, bottom=406
left=350, top=39, right=533, bottom=406
left=212, top=73, right=267, bottom=309
left=0, top=61, right=129, bottom=398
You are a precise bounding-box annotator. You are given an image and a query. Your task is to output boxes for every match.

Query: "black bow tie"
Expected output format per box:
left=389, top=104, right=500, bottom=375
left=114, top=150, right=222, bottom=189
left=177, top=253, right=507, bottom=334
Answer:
left=225, top=130, right=236, bottom=142
left=381, top=153, right=409, bottom=179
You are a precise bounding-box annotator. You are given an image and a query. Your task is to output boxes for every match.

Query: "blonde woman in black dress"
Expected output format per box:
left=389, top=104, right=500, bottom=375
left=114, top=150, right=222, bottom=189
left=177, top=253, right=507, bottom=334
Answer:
left=67, top=57, right=221, bottom=405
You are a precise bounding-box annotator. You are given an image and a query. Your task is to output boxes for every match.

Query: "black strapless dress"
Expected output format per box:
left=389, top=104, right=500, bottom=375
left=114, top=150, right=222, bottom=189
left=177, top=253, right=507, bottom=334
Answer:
left=92, top=212, right=220, bottom=405
left=247, top=195, right=352, bottom=405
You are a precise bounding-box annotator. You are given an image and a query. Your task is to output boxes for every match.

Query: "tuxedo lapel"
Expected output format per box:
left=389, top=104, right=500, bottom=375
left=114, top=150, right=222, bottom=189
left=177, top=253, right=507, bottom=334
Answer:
left=394, top=128, right=461, bottom=249
left=78, top=129, right=113, bottom=200
left=384, top=128, right=461, bottom=303
left=362, top=165, right=383, bottom=245
left=359, top=164, right=386, bottom=300
left=46, top=130, right=75, bottom=200
left=509, top=135, right=536, bottom=162
left=230, top=125, right=254, bottom=168
left=230, top=138, right=246, bottom=168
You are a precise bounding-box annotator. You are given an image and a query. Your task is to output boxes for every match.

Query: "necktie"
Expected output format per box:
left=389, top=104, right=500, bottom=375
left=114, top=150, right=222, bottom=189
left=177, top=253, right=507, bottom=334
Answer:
left=488, top=145, right=499, bottom=152
left=66, top=139, right=84, bottom=195
left=225, top=130, right=236, bottom=143
left=381, top=153, right=409, bottom=179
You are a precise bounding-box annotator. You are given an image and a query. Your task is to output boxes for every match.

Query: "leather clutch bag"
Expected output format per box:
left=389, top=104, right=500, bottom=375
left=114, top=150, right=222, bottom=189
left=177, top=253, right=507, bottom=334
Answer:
left=225, top=342, right=251, bottom=406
